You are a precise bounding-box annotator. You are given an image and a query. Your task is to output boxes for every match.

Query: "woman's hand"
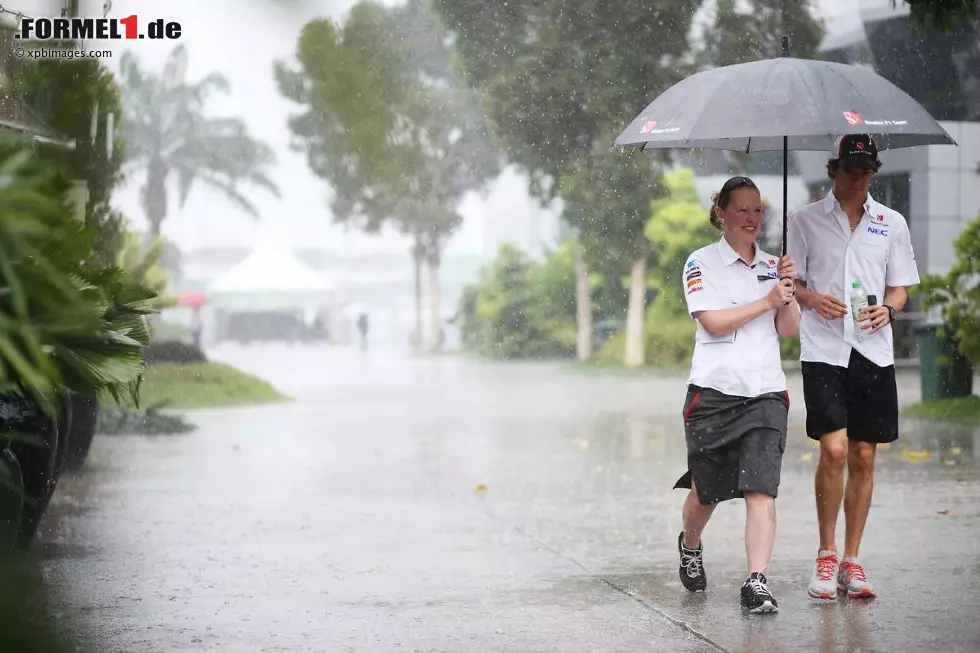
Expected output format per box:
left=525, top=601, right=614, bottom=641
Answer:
left=777, top=254, right=796, bottom=281
left=766, top=278, right=796, bottom=309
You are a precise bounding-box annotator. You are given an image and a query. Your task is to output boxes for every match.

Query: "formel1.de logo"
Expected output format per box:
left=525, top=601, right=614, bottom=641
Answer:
left=15, top=15, right=182, bottom=41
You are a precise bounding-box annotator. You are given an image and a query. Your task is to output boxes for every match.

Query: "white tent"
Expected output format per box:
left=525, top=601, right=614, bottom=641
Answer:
left=207, top=242, right=336, bottom=311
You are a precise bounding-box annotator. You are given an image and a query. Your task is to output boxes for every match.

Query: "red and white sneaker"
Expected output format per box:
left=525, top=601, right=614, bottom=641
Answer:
left=838, top=558, right=875, bottom=598
left=807, top=550, right=839, bottom=600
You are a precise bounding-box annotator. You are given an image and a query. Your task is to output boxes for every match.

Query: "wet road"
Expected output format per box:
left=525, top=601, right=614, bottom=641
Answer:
left=39, top=344, right=980, bottom=652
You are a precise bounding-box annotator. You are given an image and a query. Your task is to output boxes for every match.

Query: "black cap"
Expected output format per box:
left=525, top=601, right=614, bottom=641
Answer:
left=834, top=134, right=880, bottom=170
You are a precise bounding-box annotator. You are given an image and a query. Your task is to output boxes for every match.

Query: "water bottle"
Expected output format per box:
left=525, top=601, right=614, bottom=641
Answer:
left=850, top=281, right=871, bottom=342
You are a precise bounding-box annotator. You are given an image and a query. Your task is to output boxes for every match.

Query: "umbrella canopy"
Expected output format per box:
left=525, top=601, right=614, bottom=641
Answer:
left=615, top=52, right=957, bottom=254
left=614, top=56, right=956, bottom=153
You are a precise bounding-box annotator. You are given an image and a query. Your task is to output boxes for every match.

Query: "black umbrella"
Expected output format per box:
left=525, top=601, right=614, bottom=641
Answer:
left=614, top=38, right=957, bottom=253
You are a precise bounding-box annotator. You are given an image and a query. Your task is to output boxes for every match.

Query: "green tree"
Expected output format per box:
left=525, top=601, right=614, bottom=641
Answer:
left=900, top=0, right=978, bottom=30
left=275, top=1, right=499, bottom=352
left=434, top=0, right=699, bottom=197
left=599, top=168, right=715, bottom=366
left=560, top=148, right=665, bottom=367
left=916, top=214, right=980, bottom=364
left=434, top=0, right=702, bottom=366
left=699, top=0, right=824, bottom=67
left=118, top=46, right=279, bottom=239
left=644, top=168, right=718, bottom=316
left=11, top=57, right=127, bottom=268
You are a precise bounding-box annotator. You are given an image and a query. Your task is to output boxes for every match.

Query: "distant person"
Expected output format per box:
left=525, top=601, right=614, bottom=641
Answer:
left=190, top=307, right=203, bottom=349
left=787, top=135, right=919, bottom=601
left=356, top=312, right=369, bottom=351
left=673, top=176, right=800, bottom=614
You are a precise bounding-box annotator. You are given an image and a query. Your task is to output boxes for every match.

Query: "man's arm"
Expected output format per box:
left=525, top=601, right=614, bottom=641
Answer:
left=861, top=214, right=919, bottom=333
left=794, top=280, right=818, bottom=310
left=884, top=286, right=909, bottom=312
left=795, top=279, right=848, bottom=319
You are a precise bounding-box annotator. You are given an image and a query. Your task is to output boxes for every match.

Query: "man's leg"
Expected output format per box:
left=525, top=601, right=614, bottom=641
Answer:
left=843, top=441, right=876, bottom=558
left=802, top=361, right=849, bottom=599
left=836, top=351, right=893, bottom=598
left=815, top=429, right=848, bottom=550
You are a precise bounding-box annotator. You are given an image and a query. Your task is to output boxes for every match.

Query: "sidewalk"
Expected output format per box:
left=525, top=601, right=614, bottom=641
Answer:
left=42, top=345, right=980, bottom=652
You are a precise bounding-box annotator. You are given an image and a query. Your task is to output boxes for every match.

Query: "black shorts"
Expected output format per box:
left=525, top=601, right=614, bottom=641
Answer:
left=801, top=349, right=899, bottom=444
left=673, top=385, right=789, bottom=505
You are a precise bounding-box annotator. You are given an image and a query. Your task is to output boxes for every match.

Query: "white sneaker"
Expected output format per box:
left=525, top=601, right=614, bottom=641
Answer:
left=838, top=558, right=875, bottom=598
left=808, top=550, right=839, bottom=600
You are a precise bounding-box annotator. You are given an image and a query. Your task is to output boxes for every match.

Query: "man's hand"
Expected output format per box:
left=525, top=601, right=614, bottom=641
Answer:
left=811, top=294, right=848, bottom=320
left=859, top=305, right=891, bottom=333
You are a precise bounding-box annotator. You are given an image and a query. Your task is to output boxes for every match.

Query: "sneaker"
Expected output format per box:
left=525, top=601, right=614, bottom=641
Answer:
left=808, top=550, right=839, bottom=600
left=740, top=572, right=778, bottom=613
left=838, top=558, right=875, bottom=598
left=677, top=531, right=706, bottom=592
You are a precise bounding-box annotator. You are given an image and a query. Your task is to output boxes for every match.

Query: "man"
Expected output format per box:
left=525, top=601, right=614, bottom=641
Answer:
left=786, top=134, right=920, bottom=600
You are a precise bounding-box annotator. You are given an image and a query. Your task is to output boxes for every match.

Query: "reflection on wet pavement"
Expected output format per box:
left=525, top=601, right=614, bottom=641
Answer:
left=38, top=345, right=980, bottom=652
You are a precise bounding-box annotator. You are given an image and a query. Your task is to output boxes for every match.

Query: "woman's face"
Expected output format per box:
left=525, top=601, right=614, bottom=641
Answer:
left=718, top=187, right=764, bottom=247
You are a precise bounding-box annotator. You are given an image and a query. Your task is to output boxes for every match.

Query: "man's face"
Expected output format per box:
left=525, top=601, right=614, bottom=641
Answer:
left=834, top=165, right=874, bottom=196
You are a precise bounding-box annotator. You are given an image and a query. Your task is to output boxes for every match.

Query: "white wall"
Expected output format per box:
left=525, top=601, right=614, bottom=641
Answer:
left=924, top=122, right=980, bottom=276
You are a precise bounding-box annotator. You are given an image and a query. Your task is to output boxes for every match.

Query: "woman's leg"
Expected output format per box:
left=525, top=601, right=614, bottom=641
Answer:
left=744, top=491, right=776, bottom=574
left=682, top=479, right=717, bottom=548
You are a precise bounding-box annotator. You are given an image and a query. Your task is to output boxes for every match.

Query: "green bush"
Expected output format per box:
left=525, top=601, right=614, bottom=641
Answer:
left=0, top=153, right=156, bottom=414
left=455, top=242, right=578, bottom=359
left=914, top=214, right=980, bottom=365
left=143, top=341, right=208, bottom=365
left=781, top=334, right=801, bottom=361
left=599, top=300, right=695, bottom=367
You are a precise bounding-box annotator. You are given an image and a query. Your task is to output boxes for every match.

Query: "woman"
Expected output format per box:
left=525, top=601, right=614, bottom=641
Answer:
left=673, top=175, right=800, bottom=614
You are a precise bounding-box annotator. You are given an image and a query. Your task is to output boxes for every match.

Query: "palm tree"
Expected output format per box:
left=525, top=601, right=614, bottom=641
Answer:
left=118, top=45, right=280, bottom=238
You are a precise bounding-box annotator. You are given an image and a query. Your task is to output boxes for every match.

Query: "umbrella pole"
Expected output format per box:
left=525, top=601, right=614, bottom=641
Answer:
left=781, top=34, right=790, bottom=257
left=782, top=135, right=788, bottom=256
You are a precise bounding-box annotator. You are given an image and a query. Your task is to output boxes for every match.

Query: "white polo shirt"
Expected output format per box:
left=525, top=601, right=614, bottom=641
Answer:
left=786, top=191, right=920, bottom=369
left=683, top=237, right=788, bottom=398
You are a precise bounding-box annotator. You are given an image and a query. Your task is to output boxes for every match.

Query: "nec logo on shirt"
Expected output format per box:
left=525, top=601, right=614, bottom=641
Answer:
left=868, top=226, right=888, bottom=237
left=686, top=270, right=701, bottom=281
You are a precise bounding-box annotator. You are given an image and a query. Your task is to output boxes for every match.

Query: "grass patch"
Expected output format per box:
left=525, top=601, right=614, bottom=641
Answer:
left=104, top=362, right=288, bottom=409
left=903, top=396, right=980, bottom=423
